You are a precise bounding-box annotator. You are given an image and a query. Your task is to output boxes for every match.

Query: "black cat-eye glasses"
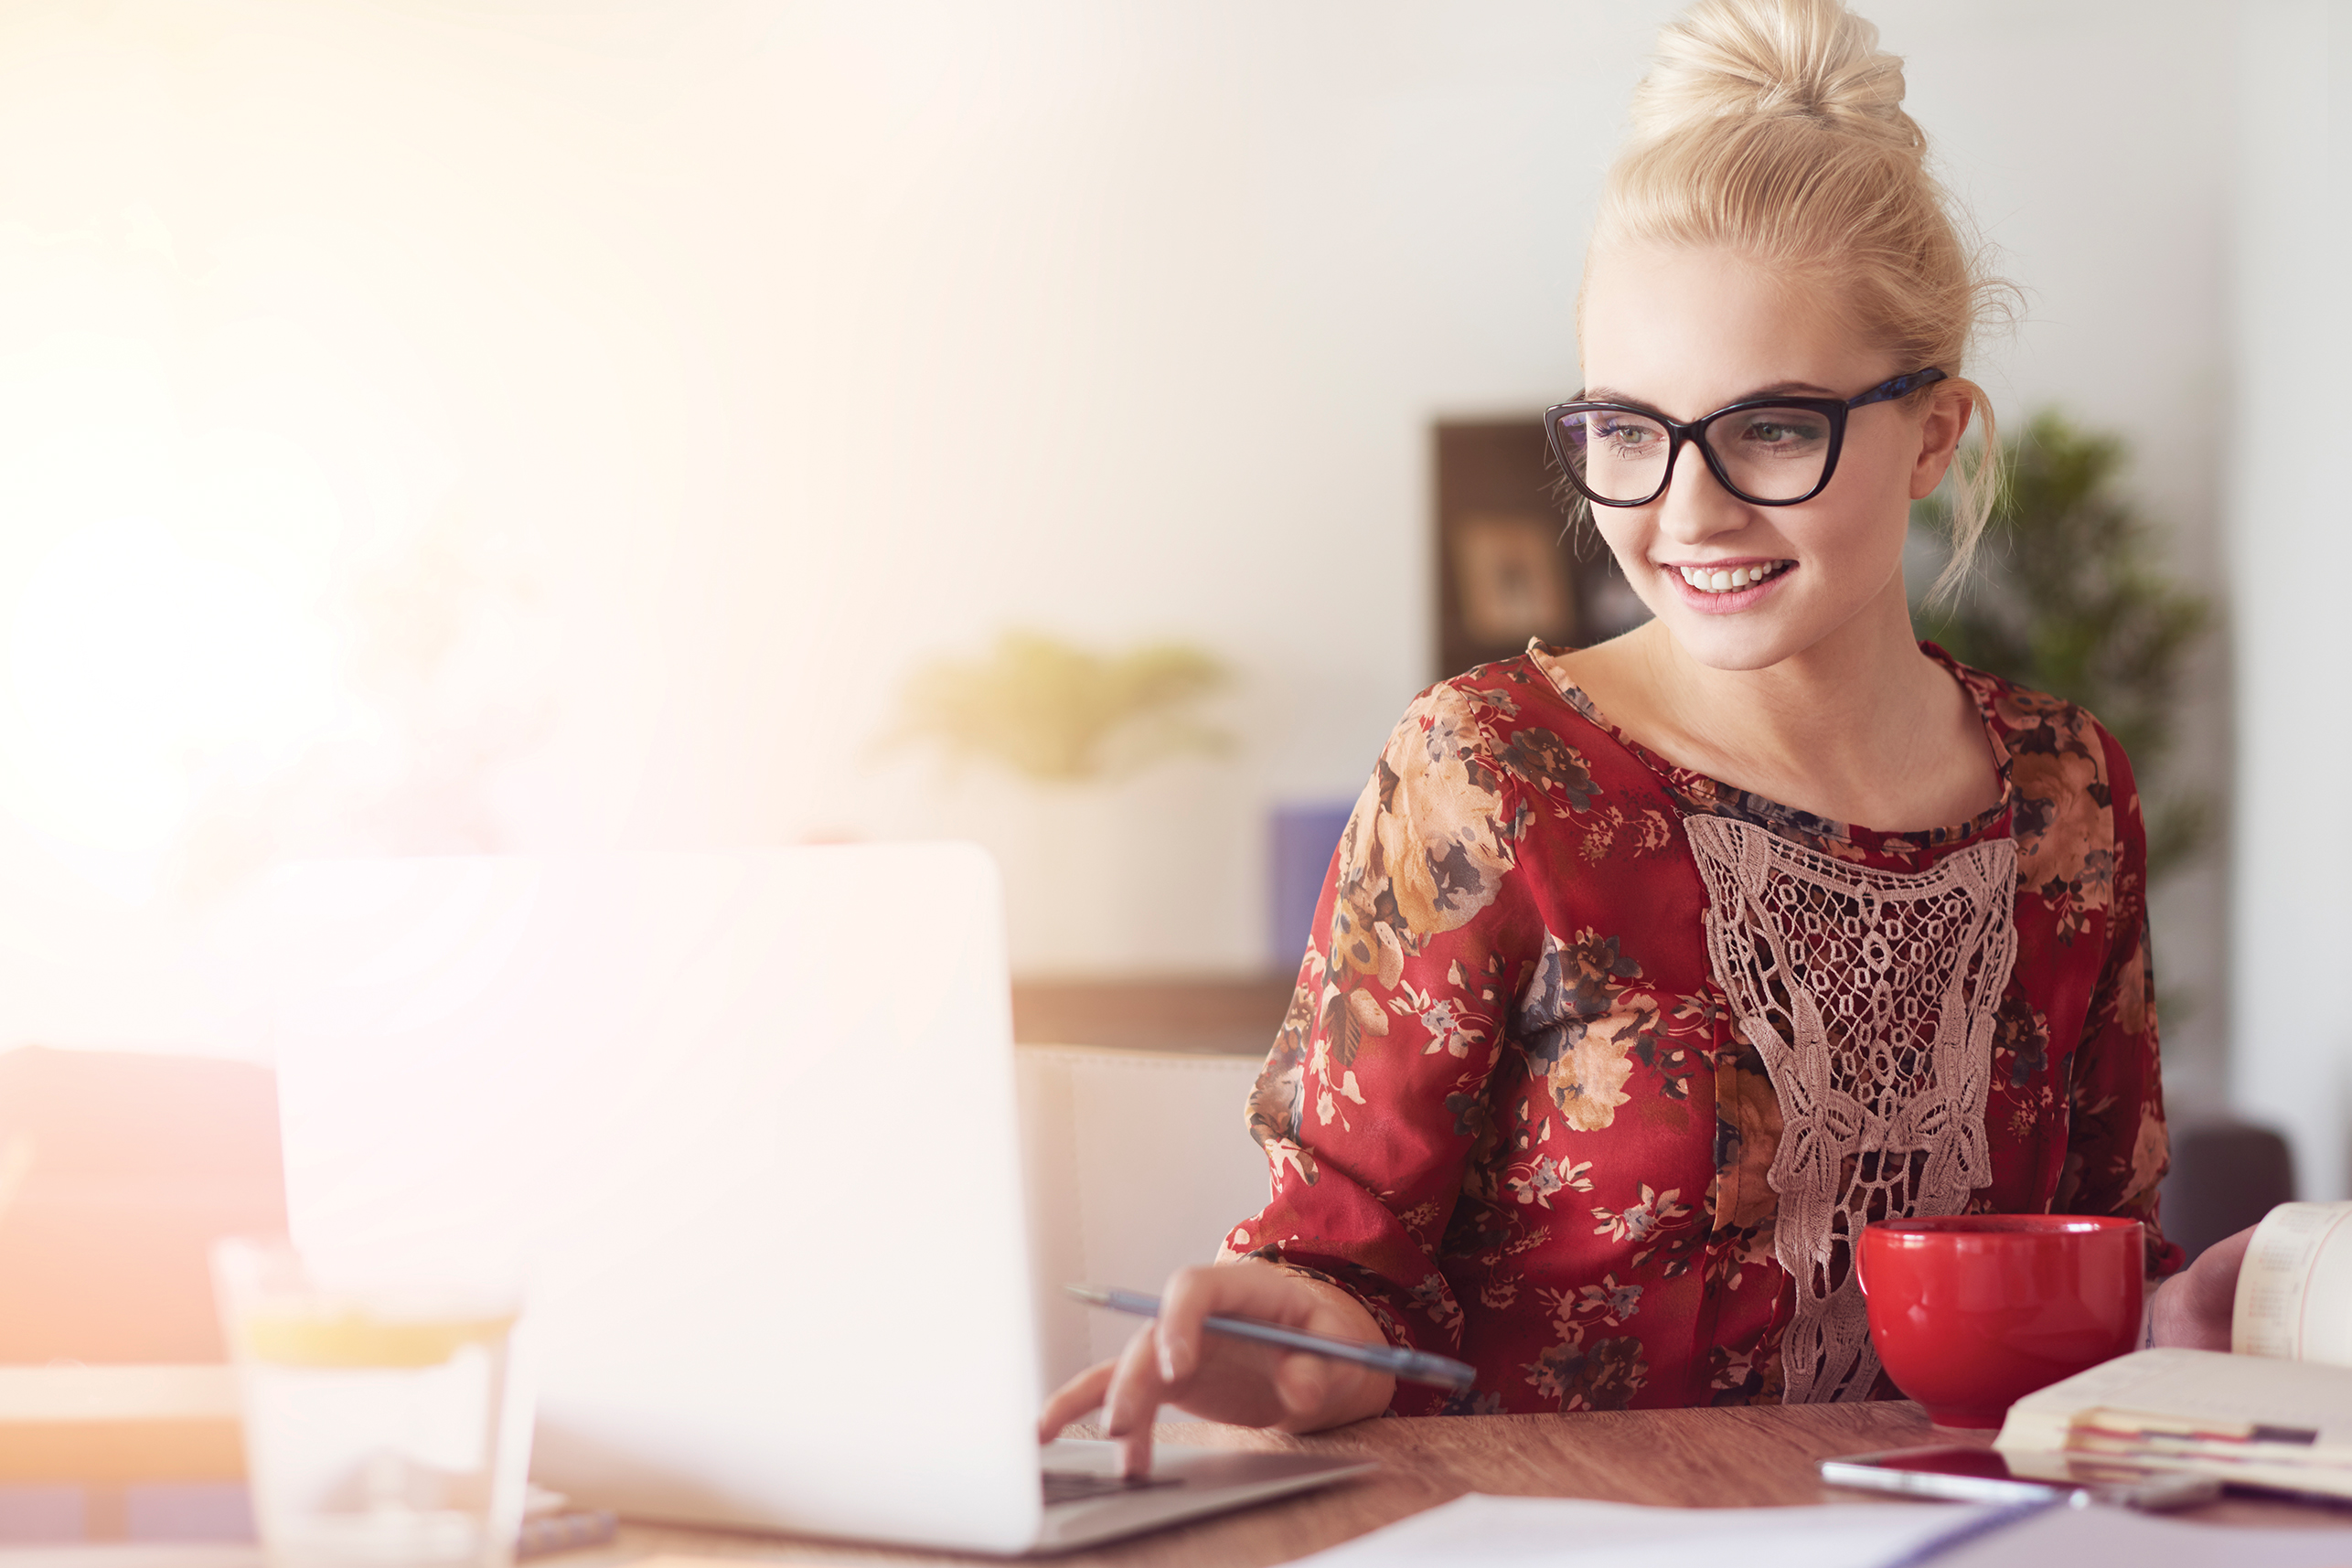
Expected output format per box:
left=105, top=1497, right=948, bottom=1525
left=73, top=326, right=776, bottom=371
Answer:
left=1545, top=368, right=1946, bottom=508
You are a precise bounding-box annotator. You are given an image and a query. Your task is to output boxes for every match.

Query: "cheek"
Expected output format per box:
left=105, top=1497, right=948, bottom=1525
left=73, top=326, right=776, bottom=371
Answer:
left=1795, top=438, right=1918, bottom=557
left=1841, top=421, right=1927, bottom=501
left=1588, top=511, right=1654, bottom=579
left=1787, top=489, right=1910, bottom=578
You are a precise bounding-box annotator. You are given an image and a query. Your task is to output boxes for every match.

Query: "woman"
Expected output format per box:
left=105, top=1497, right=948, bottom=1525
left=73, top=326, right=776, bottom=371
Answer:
left=1042, top=0, right=2249, bottom=1475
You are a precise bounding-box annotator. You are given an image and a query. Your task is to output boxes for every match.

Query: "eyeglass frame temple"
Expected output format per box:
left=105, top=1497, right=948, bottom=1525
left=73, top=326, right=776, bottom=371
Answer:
left=1544, top=366, right=1948, bottom=509
left=1844, top=367, right=1947, bottom=409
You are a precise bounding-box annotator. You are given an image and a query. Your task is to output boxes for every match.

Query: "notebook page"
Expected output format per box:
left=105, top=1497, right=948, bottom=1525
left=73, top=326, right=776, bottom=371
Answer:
left=2235, top=1201, right=2352, bottom=1366
left=1999, top=1349, right=2352, bottom=1448
left=1285, top=1495, right=1997, bottom=1568
left=1288, top=1493, right=2352, bottom=1568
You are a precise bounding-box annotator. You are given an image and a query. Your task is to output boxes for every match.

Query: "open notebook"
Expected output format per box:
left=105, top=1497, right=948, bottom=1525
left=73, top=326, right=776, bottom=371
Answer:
left=1996, top=1201, right=2352, bottom=1500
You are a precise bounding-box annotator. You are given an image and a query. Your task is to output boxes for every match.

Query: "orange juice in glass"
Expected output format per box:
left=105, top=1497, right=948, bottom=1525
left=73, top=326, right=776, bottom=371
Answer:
left=214, top=1240, right=531, bottom=1568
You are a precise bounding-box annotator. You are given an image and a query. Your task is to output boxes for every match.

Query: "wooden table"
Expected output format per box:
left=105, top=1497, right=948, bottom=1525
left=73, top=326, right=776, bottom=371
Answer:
left=580, top=1403, right=2352, bottom=1567
left=1010, top=975, right=1293, bottom=1058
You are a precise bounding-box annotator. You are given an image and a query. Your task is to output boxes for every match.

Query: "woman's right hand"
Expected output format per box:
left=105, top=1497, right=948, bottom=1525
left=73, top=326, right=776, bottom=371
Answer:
left=1035, top=1258, right=1397, bottom=1478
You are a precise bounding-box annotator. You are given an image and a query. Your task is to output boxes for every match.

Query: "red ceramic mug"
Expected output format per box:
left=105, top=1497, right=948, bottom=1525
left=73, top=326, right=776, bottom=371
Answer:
left=1855, top=1214, right=2143, bottom=1428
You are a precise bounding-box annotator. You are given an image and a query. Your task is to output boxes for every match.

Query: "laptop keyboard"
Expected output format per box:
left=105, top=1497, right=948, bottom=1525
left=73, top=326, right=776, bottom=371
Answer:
left=1041, top=1470, right=1184, bottom=1506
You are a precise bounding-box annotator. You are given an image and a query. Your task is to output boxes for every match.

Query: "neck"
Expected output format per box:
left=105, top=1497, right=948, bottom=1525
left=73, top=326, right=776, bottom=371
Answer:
left=1603, top=574, right=1984, bottom=826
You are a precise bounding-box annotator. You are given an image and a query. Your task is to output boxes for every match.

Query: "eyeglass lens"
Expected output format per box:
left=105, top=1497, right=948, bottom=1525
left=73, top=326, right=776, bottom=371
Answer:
left=1556, top=405, right=1837, bottom=505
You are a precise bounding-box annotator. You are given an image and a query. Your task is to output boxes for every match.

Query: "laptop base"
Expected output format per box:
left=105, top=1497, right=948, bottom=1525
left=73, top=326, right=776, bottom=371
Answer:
left=1034, top=1438, right=1374, bottom=1553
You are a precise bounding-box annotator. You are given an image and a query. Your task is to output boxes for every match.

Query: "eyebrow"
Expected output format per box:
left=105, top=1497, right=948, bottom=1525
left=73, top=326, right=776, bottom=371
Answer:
left=1579, top=380, right=1842, bottom=410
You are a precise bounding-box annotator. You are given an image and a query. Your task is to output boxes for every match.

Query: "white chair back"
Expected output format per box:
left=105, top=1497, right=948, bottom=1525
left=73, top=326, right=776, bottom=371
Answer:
left=1016, top=1045, right=1270, bottom=1392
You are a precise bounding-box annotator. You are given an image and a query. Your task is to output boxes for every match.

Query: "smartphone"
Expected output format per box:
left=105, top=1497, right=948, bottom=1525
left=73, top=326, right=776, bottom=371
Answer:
left=1819, top=1445, right=2221, bottom=1512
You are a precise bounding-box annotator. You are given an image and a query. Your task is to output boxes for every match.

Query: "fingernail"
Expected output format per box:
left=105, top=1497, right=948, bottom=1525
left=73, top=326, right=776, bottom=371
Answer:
left=1158, top=1344, right=1179, bottom=1381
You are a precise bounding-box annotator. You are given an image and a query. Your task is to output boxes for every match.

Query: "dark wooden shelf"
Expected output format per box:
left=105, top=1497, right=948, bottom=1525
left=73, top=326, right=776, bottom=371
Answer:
left=1010, top=974, right=1296, bottom=1058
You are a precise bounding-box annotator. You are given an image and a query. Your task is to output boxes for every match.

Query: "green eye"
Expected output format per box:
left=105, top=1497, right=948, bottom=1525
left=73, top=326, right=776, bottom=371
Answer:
left=1597, top=419, right=1664, bottom=452
left=1737, top=414, right=1829, bottom=448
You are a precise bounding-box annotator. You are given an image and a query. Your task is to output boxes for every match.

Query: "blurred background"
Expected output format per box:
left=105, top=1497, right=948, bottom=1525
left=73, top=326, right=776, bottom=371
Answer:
left=0, top=1, right=2336, bottom=1191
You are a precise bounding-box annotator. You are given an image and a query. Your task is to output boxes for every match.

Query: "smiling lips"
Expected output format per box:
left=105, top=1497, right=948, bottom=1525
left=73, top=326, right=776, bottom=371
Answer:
left=1673, top=560, right=1793, bottom=595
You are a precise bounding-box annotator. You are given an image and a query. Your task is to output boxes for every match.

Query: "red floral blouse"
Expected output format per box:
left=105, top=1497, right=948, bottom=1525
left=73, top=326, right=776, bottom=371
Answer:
left=1222, top=644, right=2179, bottom=1415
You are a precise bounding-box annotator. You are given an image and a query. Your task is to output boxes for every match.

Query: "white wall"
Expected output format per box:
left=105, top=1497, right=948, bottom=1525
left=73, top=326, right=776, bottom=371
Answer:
left=0, top=4, right=2249, bottom=1090
left=2229, top=2, right=2347, bottom=1198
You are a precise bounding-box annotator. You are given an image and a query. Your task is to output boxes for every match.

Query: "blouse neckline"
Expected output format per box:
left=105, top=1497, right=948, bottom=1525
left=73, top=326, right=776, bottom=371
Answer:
left=1523, top=640, right=2015, bottom=860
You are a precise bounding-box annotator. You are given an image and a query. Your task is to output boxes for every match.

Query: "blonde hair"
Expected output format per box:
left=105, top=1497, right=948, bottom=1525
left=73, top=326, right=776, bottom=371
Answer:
left=1587, top=0, right=2011, bottom=599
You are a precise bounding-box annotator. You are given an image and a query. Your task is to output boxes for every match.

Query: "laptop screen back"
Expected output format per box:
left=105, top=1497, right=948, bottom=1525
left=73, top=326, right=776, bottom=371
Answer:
left=266, top=845, right=1045, bottom=1552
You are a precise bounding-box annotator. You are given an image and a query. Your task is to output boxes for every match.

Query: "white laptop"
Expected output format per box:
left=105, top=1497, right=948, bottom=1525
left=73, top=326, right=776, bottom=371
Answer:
left=260, top=845, right=1369, bottom=1554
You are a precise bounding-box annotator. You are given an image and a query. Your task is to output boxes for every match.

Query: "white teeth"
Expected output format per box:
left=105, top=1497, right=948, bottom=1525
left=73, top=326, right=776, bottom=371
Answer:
left=1678, top=562, right=1786, bottom=593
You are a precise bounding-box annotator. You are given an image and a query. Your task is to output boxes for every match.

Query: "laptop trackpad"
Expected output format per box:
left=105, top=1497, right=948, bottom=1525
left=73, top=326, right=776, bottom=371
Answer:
left=1036, top=1438, right=1374, bottom=1552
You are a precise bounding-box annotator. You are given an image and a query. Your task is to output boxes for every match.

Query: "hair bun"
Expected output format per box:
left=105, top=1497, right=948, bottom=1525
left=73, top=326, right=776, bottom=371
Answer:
left=1590, top=0, right=2005, bottom=603
left=1630, top=0, right=1920, bottom=157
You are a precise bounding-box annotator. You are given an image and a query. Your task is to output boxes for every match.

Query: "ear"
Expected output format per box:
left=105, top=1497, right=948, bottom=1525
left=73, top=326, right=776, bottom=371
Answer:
left=1908, top=384, right=1973, bottom=501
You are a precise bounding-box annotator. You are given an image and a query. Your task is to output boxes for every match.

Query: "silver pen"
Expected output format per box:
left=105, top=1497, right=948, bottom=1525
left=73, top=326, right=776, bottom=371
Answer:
left=1065, top=1284, right=1477, bottom=1392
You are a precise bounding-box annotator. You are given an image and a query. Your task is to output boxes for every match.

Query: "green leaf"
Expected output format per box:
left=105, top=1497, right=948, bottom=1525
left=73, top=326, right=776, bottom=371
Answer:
left=1911, top=411, right=2213, bottom=879
left=882, top=630, right=1233, bottom=784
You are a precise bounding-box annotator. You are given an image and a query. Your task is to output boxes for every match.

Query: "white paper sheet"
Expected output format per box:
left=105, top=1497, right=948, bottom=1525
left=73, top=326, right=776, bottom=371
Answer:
left=1936, top=1500, right=2352, bottom=1568
left=1285, top=1495, right=1999, bottom=1568
left=1286, top=1493, right=2352, bottom=1568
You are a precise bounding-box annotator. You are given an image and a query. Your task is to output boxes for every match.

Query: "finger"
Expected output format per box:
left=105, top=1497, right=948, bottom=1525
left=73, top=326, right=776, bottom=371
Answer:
left=1037, top=1359, right=1117, bottom=1443
left=1155, top=1264, right=1225, bottom=1384
left=2151, top=1224, right=2259, bottom=1351
left=2192, top=1224, right=2256, bottom=1287
left=2183, top=1227, right=2258, bottom=1332
left=1270, top=1350, right=1333, bottom=1421
left=1098, top=1324, right=1169, bottom=1478
left=1197, top=1255, right=1333, bottom=1323
left=1154, top=1258, right=1336, bottom=1384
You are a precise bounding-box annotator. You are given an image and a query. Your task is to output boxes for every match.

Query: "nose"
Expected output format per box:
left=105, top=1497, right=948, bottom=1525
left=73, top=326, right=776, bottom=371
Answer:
left=1652, top=438, right=1749, bottom=546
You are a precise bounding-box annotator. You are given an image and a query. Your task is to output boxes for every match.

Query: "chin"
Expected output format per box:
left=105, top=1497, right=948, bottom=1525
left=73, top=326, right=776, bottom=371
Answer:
left=1654, top=608, right=1823, bottom=673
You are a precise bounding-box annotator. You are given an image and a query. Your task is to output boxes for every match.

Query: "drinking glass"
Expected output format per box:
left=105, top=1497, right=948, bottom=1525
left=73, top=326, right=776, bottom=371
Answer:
left=213, top=1239, right=532, bottom=1568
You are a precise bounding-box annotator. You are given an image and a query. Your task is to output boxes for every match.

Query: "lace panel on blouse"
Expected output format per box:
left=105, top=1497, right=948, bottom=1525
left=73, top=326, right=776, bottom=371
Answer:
left=1684, top=816, right=2018, bottom=1404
